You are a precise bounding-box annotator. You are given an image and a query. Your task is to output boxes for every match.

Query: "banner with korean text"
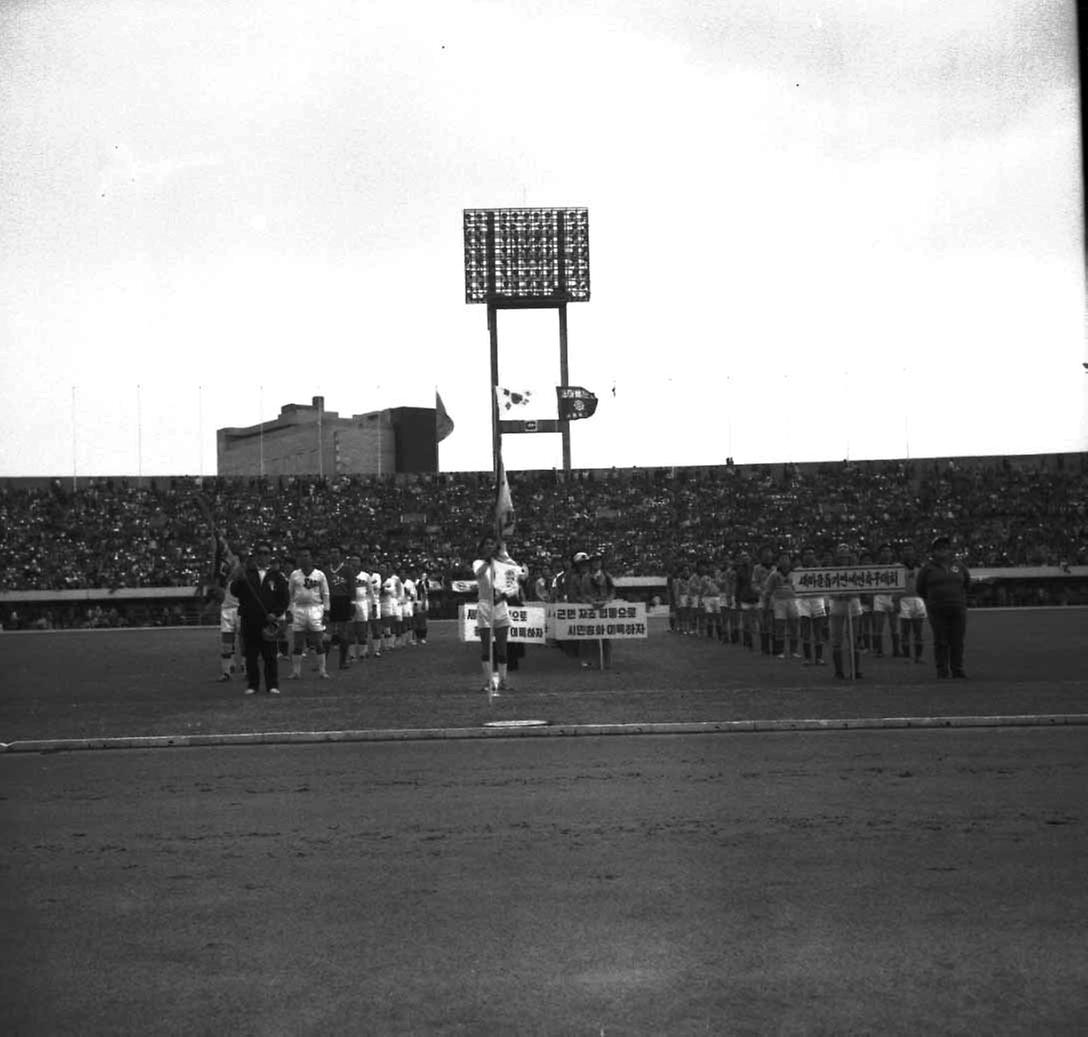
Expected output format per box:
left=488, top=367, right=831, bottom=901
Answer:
left=548, top=600, right=648, bottom=639
left=790, top=565, right=906, bottom=596
left=458, top=604, right=548, bottom=643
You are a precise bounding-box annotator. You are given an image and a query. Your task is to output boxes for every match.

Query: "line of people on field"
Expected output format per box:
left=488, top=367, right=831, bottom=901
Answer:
left=668, top=537, right=970, bottom=680
left=214, top=539, right=432, bottom=695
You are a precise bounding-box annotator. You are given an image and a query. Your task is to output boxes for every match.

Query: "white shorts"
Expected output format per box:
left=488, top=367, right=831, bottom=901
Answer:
left=474, top=599, right=509, bottom=630
left=830, top=598, right=863, bottom=618
left=678, top=595, right=690, bottom=609
left=797, top=598, right=827, bottom=619
left=772, top=599, right=799, bottom=621
left=703, top=596, right=720, bottom=613
left=899, top=596, right=927, bottom=620
left=219, top=606, right=239, bottom=635
left=873, top=595, right=896, bottom=613
left=353, top=599, right=372, bottom=623
left=291, top=604, right=325, bottom=634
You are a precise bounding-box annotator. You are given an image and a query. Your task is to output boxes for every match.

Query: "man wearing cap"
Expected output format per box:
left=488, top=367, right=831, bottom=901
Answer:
left=916, top=536, right=970, bottom=678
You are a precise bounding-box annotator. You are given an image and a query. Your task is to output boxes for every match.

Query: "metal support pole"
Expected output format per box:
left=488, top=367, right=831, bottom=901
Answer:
left=559, top=303, right=571, bottom=471
left=489, top=302, right=500, bottom=479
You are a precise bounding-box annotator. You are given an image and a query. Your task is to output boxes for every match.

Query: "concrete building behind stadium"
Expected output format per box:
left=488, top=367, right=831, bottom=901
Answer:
left=217, top=396, right=440, bottom=477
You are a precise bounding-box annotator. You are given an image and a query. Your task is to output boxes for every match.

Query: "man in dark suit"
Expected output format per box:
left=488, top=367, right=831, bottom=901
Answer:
left=229, top=541, right=291, bottom=695
left=916, top=535, right=971, bottom=679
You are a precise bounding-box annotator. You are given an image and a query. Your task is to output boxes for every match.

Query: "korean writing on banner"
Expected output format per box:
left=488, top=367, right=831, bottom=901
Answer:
left=547, top=600, right=648, bottom=639
left=458, top=604, right=548, bottom=644
left=790, top=565, right=907, bottom=596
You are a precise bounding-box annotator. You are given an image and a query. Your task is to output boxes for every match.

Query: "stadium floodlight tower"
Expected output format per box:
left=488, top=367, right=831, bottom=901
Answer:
left=463, top=206, right=590, bottom=475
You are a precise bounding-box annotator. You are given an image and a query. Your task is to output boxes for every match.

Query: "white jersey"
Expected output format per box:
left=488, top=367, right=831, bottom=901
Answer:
left=354, top=571, right=371, bottom=605
left=403, top=578, right=417, bottom=604
left=473, top=555, right=522, bottom=627
left=368, top=571, right=382, bottom=601
left=289, top=568, right=330, bottom=609
left=382, top=575, right=402, bottom=601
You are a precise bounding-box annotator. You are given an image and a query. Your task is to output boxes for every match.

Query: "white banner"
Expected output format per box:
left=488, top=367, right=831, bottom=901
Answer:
left=547, top=601, right=648, bottom=639
left=458, top=604, right=548, bottom=643
left=790, top=565, right=906, bottom=597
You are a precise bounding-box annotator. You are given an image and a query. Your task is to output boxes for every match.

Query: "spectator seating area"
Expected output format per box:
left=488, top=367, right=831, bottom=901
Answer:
left=1, top=455, right=1085, bottom=598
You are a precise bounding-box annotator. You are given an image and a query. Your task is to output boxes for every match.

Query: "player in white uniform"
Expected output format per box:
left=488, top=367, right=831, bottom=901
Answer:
left=871, top=543, right=898, bottom=658
left=380, top=572, right=402, bottom=651
left=764, top=552, right=801, bottom=659
left=401, top=574, right=417, bottom=647
left=473, top=534, right=522, bottom=693
left=367, top=569, right=384, bottom=656
left=212, top=534, right=243, bottom=681
left=796, top=546, right=828, bottom=666
left=287, top=547, right=331, bottom=680
left=897, top=543, right=927, bottom=663
left=347, top=553, right=373, bottom=662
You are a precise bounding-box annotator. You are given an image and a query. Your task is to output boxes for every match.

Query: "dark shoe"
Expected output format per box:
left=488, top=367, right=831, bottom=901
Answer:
left=936, top=671, right=949, bottom=679
left=952, top=671, right=968, bottom=679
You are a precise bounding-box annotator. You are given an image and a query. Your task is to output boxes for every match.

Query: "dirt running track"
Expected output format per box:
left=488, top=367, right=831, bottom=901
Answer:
left=3, top=728, right=1087, bottom=1036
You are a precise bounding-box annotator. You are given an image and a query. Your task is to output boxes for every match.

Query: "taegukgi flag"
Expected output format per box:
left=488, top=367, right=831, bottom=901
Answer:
left=495, top=386, right=533, bottom=411
left=494, top=453, right=515, bottom=538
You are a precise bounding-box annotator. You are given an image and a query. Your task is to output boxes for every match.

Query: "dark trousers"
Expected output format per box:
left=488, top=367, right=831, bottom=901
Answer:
left=243, top=626, right=280, bottom=691
left=927, top=605, right=967, bottom=675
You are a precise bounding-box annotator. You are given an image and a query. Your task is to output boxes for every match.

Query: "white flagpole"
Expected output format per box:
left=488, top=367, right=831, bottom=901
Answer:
left=259, top=385, right=265, bottom=477
left=136, top=384, right=143, bottom=477
left=71, top=386, right=77, bottom=491
left=488, top=554, right=496, bottom=703
left=197, top=385, right=204, bottom=478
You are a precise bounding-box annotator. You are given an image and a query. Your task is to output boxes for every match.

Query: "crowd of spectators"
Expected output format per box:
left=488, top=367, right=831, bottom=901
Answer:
left=1, top=455, right=1085, bottom=596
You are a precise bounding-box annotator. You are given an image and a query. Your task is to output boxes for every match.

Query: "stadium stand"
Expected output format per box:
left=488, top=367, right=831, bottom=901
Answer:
left=1, top=454, right=1085, bottom=628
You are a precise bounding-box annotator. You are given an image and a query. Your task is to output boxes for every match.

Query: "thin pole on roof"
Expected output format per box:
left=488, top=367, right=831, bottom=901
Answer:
left=71, top=386, right=77, bottom=491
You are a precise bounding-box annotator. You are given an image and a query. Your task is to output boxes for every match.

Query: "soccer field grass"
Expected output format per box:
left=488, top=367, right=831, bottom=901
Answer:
left=3, top=729, right=1087, bottom=1035
left=3, top=612, right=1087, bottom=1034
left=2, top=609, right=1085, bottom=744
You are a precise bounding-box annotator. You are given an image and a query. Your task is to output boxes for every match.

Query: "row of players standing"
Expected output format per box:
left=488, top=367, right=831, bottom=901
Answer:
left=669, top=538, right=970, bottom=680
left=214, top=540, right=431, bottom=695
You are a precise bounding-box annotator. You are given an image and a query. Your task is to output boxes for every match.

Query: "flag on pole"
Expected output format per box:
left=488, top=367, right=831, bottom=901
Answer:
left=495, top=387, right=533, bottom=411
left=495, top=452, right=515, bottom=539
left=556, top=385, right=598, bottom=420
left=435, top=391, right=454, bottom=443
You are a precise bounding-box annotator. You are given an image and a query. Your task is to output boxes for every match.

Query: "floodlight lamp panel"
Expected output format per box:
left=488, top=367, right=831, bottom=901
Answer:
left=463, top=206, right=591, bottom=304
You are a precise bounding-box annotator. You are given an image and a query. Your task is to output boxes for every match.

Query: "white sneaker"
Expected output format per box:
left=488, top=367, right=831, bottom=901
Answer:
left=268, top=687, right=280, bottom=695
left=244, top=687, right=256, bottom=695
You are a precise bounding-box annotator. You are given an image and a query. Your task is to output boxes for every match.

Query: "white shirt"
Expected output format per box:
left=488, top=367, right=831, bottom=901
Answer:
left=289, top=567, right=329, bottom=608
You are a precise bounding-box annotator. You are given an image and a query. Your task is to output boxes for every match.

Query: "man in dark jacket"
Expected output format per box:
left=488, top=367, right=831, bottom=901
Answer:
left=229, top=541, right=291, bottom=695
left=915, top=536, right=970, bottom=679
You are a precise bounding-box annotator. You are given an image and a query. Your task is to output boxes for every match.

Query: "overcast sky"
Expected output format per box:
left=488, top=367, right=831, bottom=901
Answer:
left=1, top=0, right=1083, bottom=477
